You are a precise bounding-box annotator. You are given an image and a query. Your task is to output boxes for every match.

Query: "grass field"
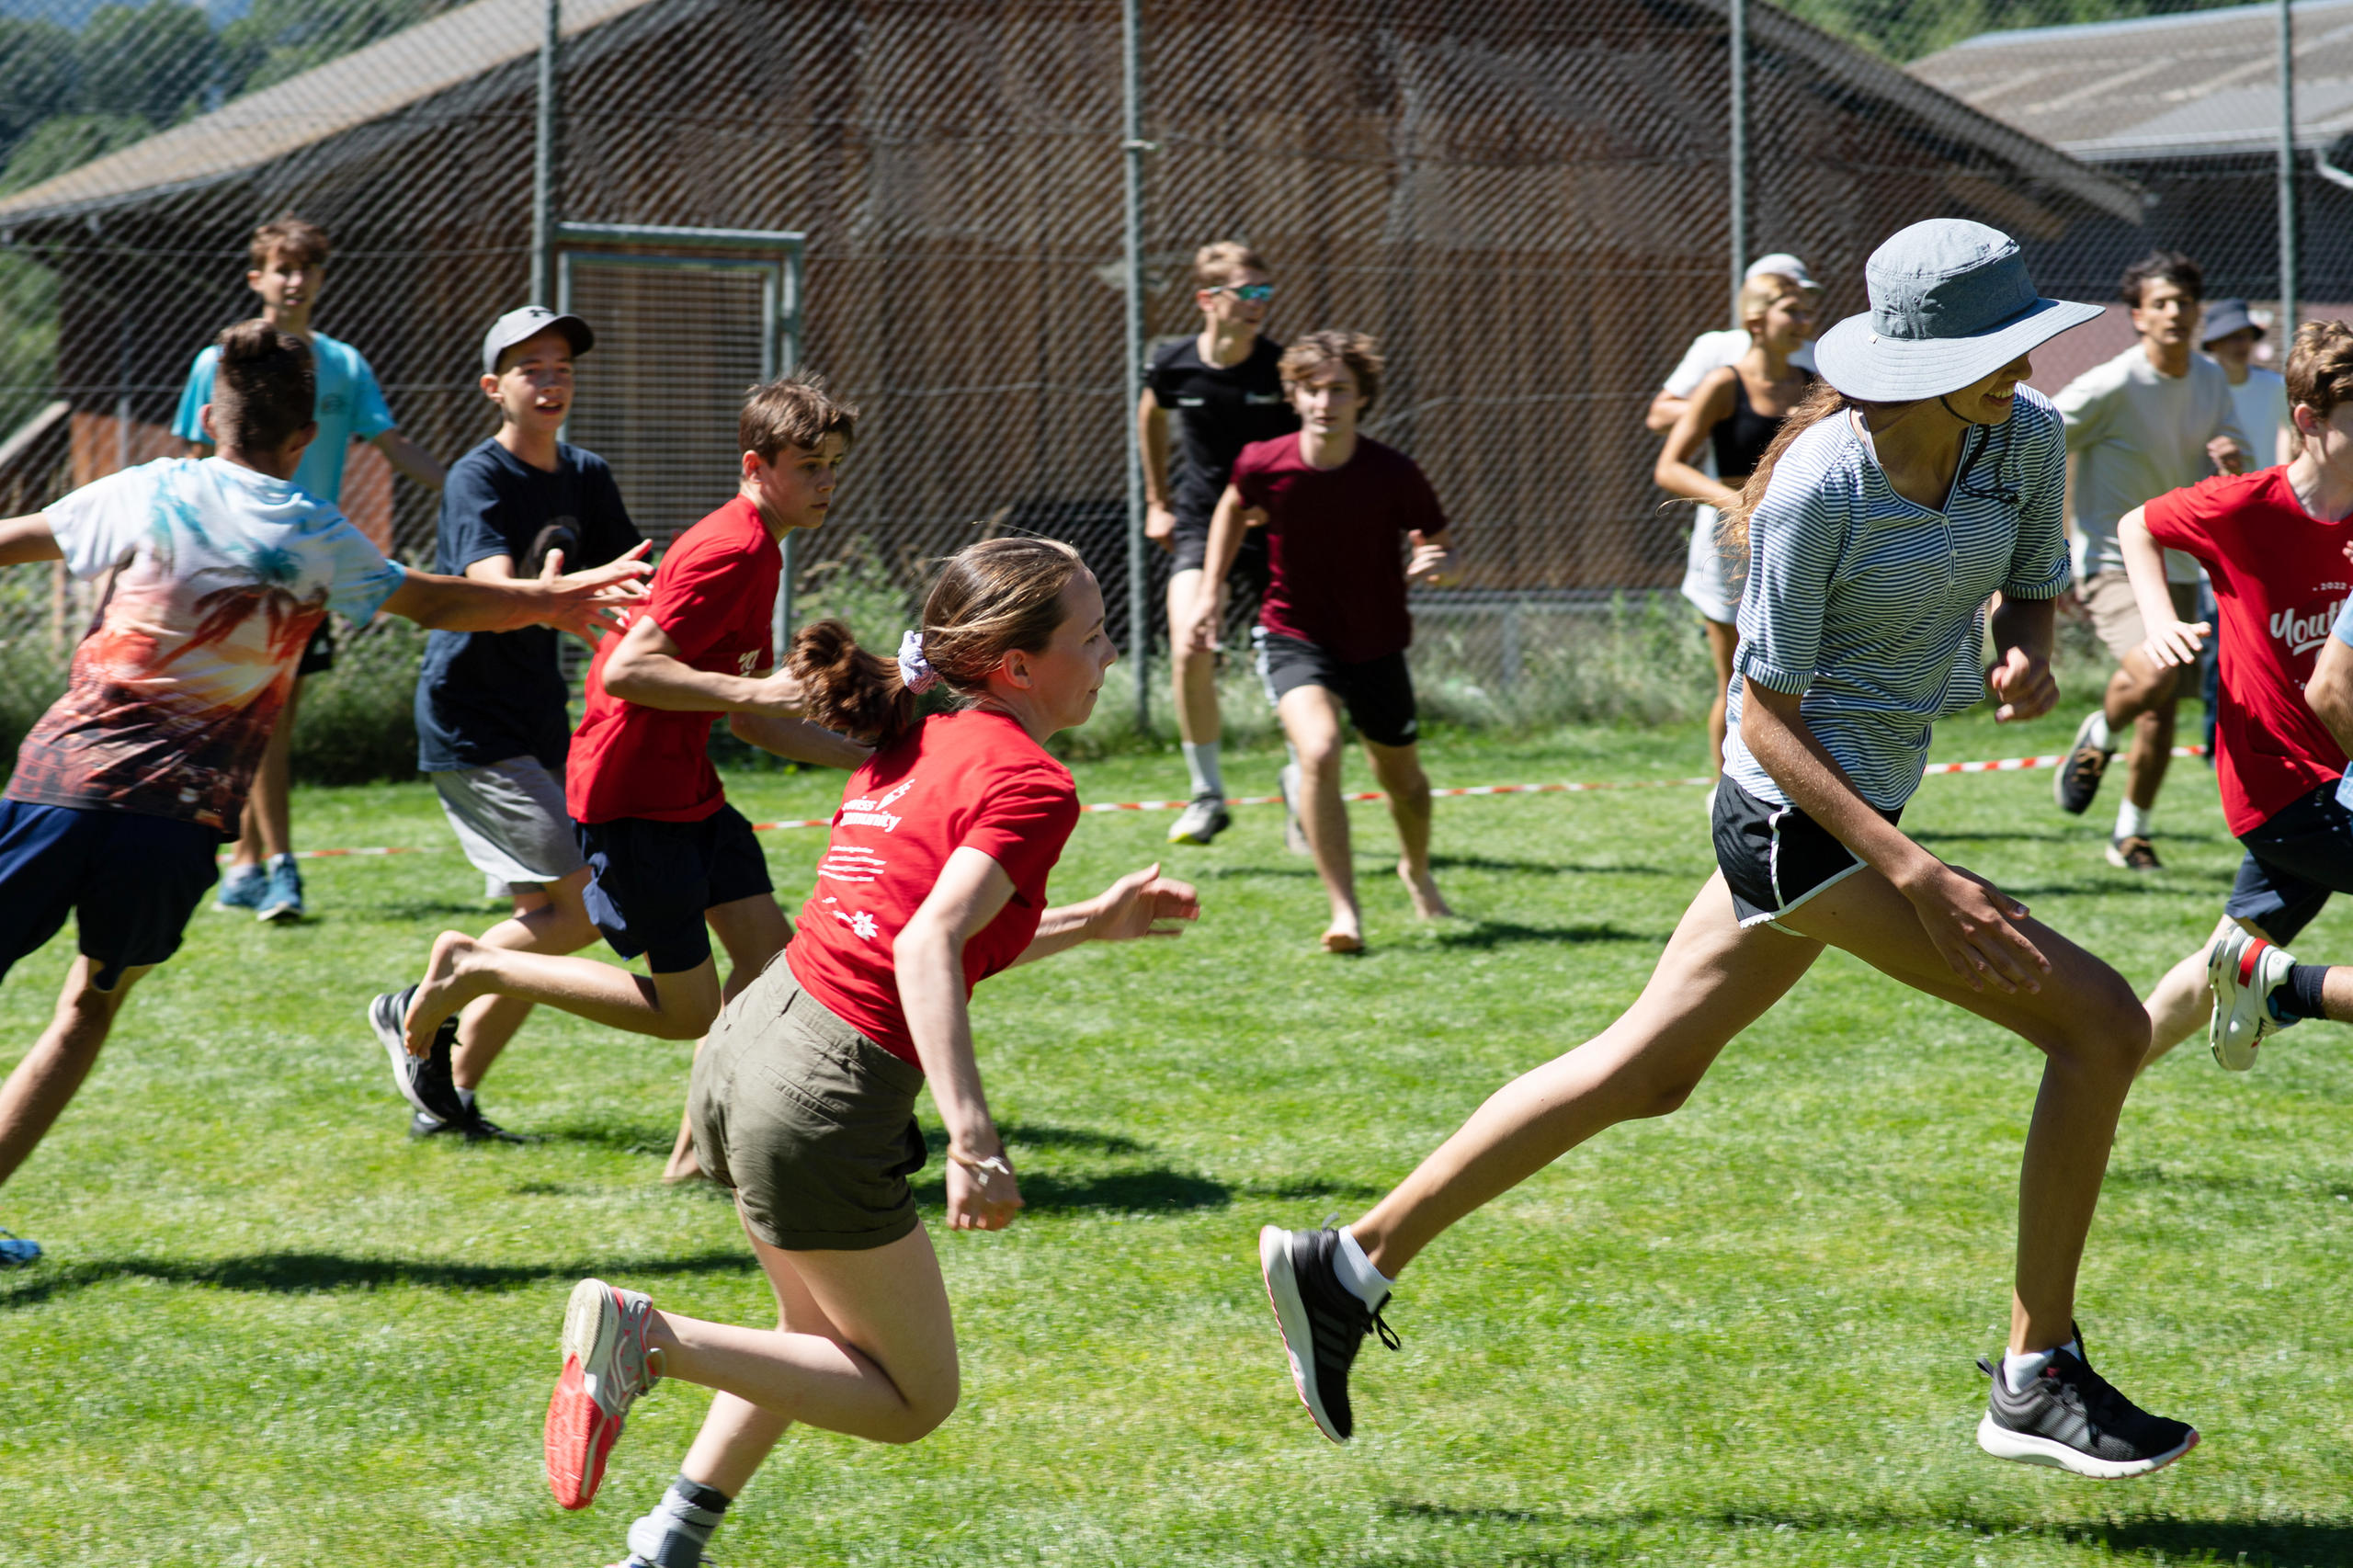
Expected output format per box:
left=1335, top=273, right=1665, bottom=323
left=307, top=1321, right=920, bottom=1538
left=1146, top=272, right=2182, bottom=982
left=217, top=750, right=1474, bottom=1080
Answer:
left=6, top=703, right=2352, bottom=1567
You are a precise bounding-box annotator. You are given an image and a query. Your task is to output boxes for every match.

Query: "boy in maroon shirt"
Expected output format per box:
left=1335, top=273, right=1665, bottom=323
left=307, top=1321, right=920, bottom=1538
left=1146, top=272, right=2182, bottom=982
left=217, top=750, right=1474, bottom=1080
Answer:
left=1180, top=330, right=1458, bottom=951
left=2114, top=321, right=2353, bottom=1069
left=397, top=375, right=869, bottom=1176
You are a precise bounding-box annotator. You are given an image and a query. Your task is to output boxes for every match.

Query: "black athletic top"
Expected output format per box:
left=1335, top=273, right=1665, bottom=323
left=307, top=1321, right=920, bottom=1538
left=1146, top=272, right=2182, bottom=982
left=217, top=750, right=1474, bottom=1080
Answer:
left=1144, top=335, right=1300, bottom=528
left=1711, top=369, right=1815, bottom=481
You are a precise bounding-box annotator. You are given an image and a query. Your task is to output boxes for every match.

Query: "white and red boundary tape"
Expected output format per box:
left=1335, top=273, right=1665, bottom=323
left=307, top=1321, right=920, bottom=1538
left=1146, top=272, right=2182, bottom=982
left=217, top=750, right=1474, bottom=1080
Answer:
left=249, top=743, right=2210, bottom=863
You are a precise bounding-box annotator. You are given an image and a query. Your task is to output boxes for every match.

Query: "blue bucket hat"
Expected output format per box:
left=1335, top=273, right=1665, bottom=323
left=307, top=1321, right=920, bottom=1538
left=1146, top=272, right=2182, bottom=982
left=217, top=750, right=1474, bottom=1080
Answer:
left=2200, top=297, right=2260, bottom=345
left=1813, top=220, right=2100, bottom=402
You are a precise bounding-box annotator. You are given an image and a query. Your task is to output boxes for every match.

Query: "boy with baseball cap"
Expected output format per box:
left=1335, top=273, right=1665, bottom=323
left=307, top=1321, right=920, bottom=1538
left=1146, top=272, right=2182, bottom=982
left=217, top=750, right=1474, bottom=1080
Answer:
left=367, top=306, right=640, bottom=1142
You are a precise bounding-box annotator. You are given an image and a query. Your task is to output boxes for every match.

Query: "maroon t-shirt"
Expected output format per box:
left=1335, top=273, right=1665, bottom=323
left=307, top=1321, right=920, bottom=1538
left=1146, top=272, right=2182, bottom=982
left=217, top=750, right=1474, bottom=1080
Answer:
left=1233, top=435, right=1449, bottom=664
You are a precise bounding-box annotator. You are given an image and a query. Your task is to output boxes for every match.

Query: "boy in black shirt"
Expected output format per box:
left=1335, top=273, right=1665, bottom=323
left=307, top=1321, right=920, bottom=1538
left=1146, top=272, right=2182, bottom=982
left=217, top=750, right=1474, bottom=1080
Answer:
left=370, top=306, right=642, bottom=1142
left=1139, top=242, right=1299, bottom=846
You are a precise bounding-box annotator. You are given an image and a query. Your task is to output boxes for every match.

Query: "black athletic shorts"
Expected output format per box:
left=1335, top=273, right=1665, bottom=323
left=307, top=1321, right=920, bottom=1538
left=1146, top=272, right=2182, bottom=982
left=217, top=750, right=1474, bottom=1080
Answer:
left=1169, top=516, right=1270, bottom=593
left=0, top=801, right=221, bottom=989
left=1254, top=630, right=1418, bottom=748
left=296, top=620, right=335, bottom=677
left=1713, top=775, right=1900, bottom=929
left=2227, top=781, right=2353, bottom=944
left=577, top=803, right=773, bottom=974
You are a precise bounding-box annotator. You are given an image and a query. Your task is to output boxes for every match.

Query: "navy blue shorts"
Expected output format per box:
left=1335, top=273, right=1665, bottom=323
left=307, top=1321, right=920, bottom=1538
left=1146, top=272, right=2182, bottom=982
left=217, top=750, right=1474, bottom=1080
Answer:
left=577, top=804, right=773, bottom=974
left=1713, top=775, right=1901, bottom=929
left=0, top=801, right=222, bottom=988
left=2227, top=781, right=2353, bottom=944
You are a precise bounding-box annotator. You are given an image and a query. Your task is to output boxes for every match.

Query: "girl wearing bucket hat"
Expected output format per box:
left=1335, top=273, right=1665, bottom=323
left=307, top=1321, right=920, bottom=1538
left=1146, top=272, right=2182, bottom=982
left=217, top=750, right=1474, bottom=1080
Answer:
left=1256, top=221, right=2199, bottom=1480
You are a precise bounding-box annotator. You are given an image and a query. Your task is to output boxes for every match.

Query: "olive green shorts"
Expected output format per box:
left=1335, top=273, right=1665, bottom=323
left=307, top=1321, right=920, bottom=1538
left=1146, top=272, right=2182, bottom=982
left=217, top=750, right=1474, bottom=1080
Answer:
left=688, top=961, right=928, bottom=1252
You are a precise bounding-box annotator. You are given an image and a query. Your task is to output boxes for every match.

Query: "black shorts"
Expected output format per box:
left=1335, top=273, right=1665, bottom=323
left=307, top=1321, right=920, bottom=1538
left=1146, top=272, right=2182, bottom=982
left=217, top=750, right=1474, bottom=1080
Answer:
left=0, top=801, right=221, bottom=988
left=1170, top=517, right=1270, bottom=593
left=1713, top=775, right=1900, bottom=929
left=1254, top=630, right=1419, bottom=748
left=576, top=803, right=773, bottom=974
left=296, top=620, right=335, bottom=677
left=2227, top=781, right=2353, bottom=944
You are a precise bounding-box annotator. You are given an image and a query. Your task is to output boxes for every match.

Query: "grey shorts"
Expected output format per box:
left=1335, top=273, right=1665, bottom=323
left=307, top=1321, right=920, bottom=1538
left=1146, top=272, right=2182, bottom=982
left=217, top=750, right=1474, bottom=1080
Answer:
left=688, top=960, right=928, bottom=1252
left=430, top=756, right=586, bottom=899
left=2081, top=571, right=2200, bottom=666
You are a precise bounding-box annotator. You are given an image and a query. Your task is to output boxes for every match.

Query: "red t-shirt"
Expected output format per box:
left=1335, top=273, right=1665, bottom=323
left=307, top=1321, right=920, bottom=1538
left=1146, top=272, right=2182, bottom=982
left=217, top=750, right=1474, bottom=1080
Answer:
left=567, top=496, right=779, bottom=824
left=1233, top=434, right=1449, bottom=664
left=787, top=710, right=1082, bottom=1066
left=2145, top=468, right=2351, bottom=835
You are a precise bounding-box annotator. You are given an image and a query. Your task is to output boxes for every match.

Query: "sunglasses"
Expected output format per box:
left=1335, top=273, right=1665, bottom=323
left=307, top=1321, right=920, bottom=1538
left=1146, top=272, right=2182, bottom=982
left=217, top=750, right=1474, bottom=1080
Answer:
left=1215, top=284, right=1276, bottom=302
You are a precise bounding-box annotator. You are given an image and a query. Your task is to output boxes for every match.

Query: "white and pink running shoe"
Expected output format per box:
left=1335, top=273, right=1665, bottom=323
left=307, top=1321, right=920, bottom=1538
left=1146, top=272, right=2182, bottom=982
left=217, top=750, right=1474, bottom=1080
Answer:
left=2208, top=927, right=2296, bottom=1072
left=544, top=1278, right=663, bottom=1510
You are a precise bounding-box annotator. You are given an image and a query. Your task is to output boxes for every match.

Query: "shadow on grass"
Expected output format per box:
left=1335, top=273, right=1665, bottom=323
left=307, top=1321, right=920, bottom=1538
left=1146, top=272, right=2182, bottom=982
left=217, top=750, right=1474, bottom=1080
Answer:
left=1427, top=855, right=1688, bottom=877
left=912, top=1167, right=1232, bottom=1212
left=1999, top=874, right=2236, bottom=899
left=1434, top=920, right=1651, bottom=949
left=921, top=1121, right=1148, bottom=1156
left=0, top=1247, right=755, bottom=1308
left=531, top=1121, right=681, bottom=1156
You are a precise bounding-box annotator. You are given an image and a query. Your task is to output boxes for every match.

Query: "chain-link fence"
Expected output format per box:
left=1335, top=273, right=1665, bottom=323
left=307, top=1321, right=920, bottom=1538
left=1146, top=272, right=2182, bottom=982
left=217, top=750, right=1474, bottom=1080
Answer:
left=0, top=0, right=2224, bottom=750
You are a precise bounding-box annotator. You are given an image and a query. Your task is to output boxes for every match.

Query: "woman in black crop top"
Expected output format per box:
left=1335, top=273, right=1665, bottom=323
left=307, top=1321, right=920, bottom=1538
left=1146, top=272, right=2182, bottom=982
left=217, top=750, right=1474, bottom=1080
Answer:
left=1654, top=271, right=1817, bottom=776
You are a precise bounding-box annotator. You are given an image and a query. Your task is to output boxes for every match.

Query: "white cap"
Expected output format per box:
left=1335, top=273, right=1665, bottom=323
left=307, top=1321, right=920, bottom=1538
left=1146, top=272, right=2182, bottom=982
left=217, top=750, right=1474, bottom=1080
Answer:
left=1745, top=253, right=1818, bottom=290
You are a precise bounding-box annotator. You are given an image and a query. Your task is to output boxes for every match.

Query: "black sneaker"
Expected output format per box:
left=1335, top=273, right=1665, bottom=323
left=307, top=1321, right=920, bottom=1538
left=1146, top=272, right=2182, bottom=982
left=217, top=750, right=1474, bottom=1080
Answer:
left=1258, top=1224, right=1398, bottom=1443
left=410, top=1108, right=458, bottom=1139
left=368, top=987, right=465, bottom=1124
left=456, top=1102, right=532, bottom=1145
left=1975, top=1331, right=2197, bottom=1478
left=2106, top=835, right=2163, bottom=872
left=2053, top=710, right=2113, bottom=815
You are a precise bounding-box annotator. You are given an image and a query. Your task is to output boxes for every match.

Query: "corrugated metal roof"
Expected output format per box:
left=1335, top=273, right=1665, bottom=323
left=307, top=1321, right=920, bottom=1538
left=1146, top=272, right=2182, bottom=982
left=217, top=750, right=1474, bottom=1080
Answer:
left=1912, top=0, right=2353, bottom=162
left=0, top=0, right=660, bottom=222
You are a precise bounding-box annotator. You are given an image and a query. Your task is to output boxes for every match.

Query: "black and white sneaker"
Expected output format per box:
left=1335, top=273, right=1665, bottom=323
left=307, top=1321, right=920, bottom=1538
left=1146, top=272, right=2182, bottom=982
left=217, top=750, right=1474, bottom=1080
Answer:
left=1975, top=1332, right=2197, bottom=1478
left=368, top=987, right=465, bottom=1124
left=456, top=1102, right=532, bottom=1144
left=2053, top=710, right=2114, bottom=816
left=1167, top=793, right=1232, bottom=846
left=1258, top=1225, right=1398, bottom=1443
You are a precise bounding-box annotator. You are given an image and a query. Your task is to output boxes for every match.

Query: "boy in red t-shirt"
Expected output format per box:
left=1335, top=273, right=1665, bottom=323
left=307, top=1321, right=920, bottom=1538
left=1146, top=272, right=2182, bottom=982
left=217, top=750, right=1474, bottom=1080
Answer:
left=1178, top=330, right=1458, bottom=952
left=2120, top=320, right=2353, bottom=1070
left=399, top=375, right=870, bottom=1176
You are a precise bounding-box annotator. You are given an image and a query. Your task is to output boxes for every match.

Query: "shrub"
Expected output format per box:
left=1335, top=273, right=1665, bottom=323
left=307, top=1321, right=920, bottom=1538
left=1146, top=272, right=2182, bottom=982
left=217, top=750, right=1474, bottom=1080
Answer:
left=288, top=616, right=425, bottom=784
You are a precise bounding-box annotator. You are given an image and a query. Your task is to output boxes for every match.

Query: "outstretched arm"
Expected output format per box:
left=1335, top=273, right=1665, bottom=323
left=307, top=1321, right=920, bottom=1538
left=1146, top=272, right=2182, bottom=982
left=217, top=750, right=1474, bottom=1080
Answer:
left=0, top=514, right=62, bottom=568
left=598, top=612, right=802, bottom=717
left=1013, top=861, right=1200, bottom=966
left=370, top=429, right=447, bottom=492
left=727, top=709, right=870, bottom=768
left=380, top=541, right=647, bottom=635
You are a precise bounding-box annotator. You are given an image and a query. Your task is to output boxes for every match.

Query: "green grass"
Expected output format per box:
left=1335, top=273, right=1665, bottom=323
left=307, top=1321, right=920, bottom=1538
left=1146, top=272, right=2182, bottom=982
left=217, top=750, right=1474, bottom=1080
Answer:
left=6, top=703, right=2351, bottom=1566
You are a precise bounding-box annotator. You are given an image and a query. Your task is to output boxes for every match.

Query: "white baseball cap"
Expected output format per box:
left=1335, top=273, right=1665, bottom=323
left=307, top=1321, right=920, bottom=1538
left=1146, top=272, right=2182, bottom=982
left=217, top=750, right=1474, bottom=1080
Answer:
left=1745, top=253, right=1818, bottom=290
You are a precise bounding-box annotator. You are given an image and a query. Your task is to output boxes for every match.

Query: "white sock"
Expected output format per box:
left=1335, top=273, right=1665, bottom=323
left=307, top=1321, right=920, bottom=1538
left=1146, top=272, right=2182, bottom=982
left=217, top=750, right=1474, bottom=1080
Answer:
left=455, top=1086, right=476, bottom=1111
left=2002, top=1337, right=2082, bottom=1393
left=225, top=862, right=263, bottom=883
left=267, top=852, right=298, bottom=873
left=1333, top=1227, right=1393, bottom=1311
left=2084, top=710, right=2113, bottom=752
left=2116, top=799, right=2154, bottom=840
left=1181, top=741, right=1224, bottom=801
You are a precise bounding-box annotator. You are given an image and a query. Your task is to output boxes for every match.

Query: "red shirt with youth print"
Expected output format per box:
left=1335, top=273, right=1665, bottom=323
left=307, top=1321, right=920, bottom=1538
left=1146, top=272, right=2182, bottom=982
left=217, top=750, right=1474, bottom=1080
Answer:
left=567, top=495, right=779, bottom=824
left=2144, top=468, right=2351, bottom=835
left=787, top=710, right=1081, bottom=1067
left=1233, top=434, right=1449, bottom=664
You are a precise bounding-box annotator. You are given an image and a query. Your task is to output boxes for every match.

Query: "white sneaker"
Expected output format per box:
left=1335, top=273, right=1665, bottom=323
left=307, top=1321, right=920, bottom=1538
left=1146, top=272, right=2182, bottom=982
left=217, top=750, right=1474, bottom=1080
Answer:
left=1167, top=793, right=1232, bottom=846
left=2208, top=927, right=2295, bottom=1071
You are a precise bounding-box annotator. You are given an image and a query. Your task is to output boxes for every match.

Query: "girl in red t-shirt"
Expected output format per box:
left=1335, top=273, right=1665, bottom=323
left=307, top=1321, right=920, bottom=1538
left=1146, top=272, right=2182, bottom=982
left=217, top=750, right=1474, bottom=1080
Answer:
left=540, top=539, right=1199, bottom=1562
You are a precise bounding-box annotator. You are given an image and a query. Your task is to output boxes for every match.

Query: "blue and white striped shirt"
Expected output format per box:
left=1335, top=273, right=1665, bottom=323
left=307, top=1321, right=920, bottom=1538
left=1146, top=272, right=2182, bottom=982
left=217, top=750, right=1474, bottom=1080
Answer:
left=1722, top=387, right=2070, bottom=812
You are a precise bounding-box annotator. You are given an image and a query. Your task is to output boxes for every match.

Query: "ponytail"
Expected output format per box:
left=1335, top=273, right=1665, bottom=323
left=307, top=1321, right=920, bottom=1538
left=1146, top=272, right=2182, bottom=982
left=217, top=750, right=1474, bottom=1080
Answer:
left=1716, top=380, right=1847, bottom=554
left=788, top=619, right=919, bottom=744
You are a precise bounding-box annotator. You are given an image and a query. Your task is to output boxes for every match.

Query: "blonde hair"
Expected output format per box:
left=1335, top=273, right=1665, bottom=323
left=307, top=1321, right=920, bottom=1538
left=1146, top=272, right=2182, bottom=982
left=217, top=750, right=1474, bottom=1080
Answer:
left=1193, top=241, right=1267, bottom=291
left=1738, top=272, right=1802, bottom=333
left=2286, top=319, right=2353, bottom=428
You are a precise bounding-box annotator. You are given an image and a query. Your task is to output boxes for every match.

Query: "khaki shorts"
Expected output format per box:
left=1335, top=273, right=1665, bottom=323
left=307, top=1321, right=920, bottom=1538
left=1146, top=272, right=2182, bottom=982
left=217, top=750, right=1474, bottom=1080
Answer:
left=688, top=959, right=927, bottom=1252
left=2081, top=571, right=2200, bottom=665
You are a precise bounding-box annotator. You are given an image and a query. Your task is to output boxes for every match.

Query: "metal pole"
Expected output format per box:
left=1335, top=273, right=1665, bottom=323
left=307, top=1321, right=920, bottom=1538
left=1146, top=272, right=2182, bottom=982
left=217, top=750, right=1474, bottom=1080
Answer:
left=529, top=0, right=560, bottom=307
left=1121, top=0, right=1149, bottom=733
left=2279, top=0, right=2298, bottom=342
left=1729, top=0, right=1746, bottom=324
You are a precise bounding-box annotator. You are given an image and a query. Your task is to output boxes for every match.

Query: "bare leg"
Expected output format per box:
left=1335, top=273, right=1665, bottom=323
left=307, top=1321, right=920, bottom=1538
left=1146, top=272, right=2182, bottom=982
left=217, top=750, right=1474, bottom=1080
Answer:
left=2101, top=649, right=2179, bottom=818
left=664, top=895, right=792, bottom=1184
left=0, top=959, right=153, bottom=1188
left=1701, top=619, right=1739, bottom=777
left=2143, top=913, right=2247, bottom=1069
left=451, top=867, right=601, bottom=1091
left=1168, top=568, right=1223, bottom=748
left=405, top=935, right=720, bottom=1050
left=1351, top=876, right=1820, bottom=1274
left=1278, top=685, right=1358, bottom=951
left=1773, top=869, right=2149, bottom=1355
left=650, top=1223, right=960, bottom=1447
left=1362, top=736, right=1450, bottom=920
left=2122, top=700, right=2178, bottom=814
left=233, top=676, right=303, bottom=869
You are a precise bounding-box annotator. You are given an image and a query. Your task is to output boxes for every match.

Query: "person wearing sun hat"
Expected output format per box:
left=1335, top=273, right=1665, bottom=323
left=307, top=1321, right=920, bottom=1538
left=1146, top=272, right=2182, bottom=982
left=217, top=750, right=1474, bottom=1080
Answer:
left=2201, top=296, right=2293, bottom=468
left=1255, top=220, right=2200, bottom=1483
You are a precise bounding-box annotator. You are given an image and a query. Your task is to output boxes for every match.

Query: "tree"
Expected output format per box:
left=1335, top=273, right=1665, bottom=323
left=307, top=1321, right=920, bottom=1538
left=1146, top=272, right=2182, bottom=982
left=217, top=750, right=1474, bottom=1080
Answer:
left=0, top=17, right=79, bottom=165
left=78, top=1, right=217, bottom=128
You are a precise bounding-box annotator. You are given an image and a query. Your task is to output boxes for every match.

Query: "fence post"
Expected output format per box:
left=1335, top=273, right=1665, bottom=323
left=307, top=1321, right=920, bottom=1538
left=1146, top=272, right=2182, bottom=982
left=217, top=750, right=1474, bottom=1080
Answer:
left=529, top=0, right=561, bottom=307
left=2279, top=0, right=2297, bottom=341
left=1122, top=0, right=1150, bottom=733
left=1729, top=0, right=1746, bottom=323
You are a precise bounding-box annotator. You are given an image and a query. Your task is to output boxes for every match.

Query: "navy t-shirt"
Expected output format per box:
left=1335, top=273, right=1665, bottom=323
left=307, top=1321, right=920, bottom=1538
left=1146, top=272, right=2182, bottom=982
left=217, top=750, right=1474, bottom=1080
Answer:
left=415, top=438, right=639, bottom=771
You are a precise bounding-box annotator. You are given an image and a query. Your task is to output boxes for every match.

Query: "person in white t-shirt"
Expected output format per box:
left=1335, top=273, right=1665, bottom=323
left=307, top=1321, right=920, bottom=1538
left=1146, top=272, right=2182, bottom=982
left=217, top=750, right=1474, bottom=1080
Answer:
left=0, top=321, right=644, bottom=1267
left=2201, top=298, right=2292, bottom=467
left=2050, top=251, right=2251, bottom=872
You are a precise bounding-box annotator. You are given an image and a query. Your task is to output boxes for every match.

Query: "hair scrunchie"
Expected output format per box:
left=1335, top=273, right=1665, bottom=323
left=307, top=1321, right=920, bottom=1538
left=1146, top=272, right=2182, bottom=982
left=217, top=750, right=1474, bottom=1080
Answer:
left=896, top=629, right=938, bottom=695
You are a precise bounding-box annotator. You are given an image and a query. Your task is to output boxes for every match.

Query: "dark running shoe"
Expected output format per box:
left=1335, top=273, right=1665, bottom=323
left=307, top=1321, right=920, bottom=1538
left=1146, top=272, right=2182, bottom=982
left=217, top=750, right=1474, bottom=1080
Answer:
left=2053, top=710, right=2113, bottom=815
left=2107, top=835, right=2163, bottom=872
left=1258, top=1224, right=1398, bottom=1443
left=1167, top=793, right=1232, bottom=846
left=457, top=1102, right=533, bottom=1145
left=1976, top=1333, right=2197, bottom=1479
left=409, top=1108, right=457, bottom=1140
left=368, top=987, right=465, bottom=1124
